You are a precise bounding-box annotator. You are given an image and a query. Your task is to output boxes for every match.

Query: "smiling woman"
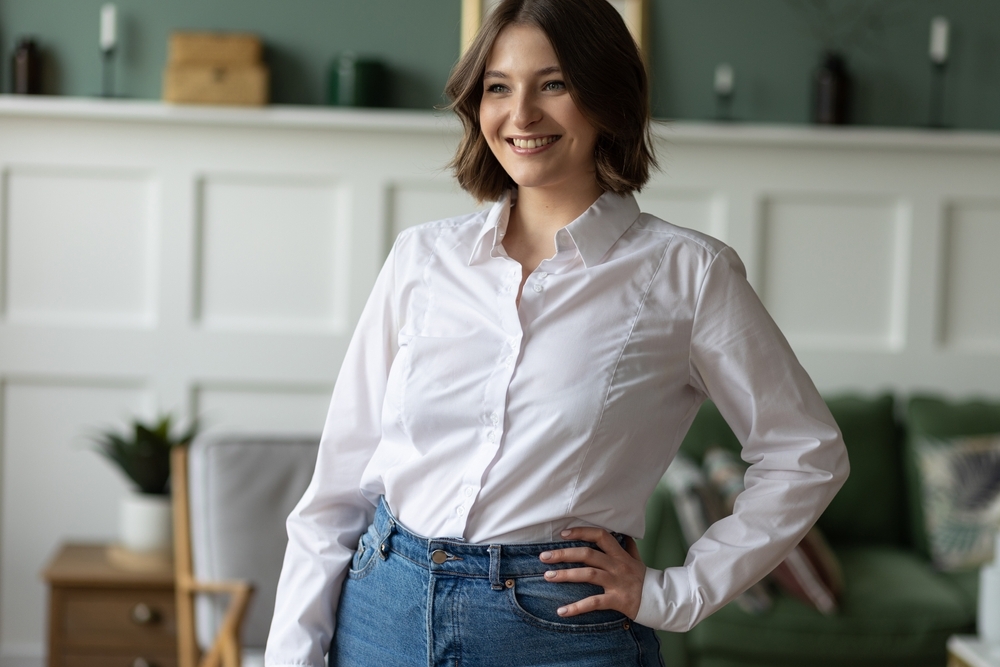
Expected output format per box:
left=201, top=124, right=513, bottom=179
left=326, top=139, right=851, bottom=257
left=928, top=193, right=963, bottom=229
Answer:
left=265, top=1, right=849, bottom=666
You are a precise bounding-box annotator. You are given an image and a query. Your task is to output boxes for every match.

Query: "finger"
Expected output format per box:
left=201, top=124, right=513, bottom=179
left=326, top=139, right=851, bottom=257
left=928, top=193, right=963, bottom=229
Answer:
left=556, top=593, right=612, bottom=618
left=560, top=527, right=627, bottom=556
left=540, top=546, right=613, bottom=568
left=543, top=566, right=610, bottom=587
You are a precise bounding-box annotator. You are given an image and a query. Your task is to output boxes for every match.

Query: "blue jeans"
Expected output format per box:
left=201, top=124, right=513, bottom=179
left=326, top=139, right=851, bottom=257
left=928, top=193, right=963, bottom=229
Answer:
left=330, top=499, right=664, bottom=666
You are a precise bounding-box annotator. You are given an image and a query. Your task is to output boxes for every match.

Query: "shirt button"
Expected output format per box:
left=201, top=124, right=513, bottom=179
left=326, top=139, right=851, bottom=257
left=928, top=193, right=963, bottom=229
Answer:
left=456, top=506, right=466, bottom=516
left=538, top=272, right=548, bottom=279
left=533, top=284, right=543, bottom=293
left=488, top=431, right=496, bottom=443
left=490, top=412, right=499, bottom=424
left=464, top=487, right=474, bottom=497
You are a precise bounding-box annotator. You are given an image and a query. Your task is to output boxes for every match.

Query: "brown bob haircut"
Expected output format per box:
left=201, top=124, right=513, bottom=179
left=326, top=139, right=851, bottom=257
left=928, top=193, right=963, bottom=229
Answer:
left=445, top=0, right=657, bottom=202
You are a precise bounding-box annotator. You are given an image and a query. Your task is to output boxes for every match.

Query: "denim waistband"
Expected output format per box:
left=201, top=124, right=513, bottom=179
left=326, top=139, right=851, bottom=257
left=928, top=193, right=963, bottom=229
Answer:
left=369, top=498, right=627, bottom=591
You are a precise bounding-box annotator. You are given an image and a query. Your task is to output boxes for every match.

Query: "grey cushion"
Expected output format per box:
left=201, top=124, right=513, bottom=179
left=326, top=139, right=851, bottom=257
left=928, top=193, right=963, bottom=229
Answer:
left=188, top=433, right=319, bottom=649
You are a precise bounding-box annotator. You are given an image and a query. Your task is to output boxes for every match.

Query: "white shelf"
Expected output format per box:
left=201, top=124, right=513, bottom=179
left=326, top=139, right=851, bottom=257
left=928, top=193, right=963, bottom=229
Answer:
left=1, top=94, right=999, bottom=152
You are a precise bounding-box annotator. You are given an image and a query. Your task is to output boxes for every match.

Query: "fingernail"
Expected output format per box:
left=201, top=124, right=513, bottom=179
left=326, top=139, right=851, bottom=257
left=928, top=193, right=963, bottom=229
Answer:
left=544, top=570, right=555, bottom=579
left=540, top=551, right=551, bottom=560
left=557, top=607, right=568, bottom=615
left=561, top=529, right=571, bottom=537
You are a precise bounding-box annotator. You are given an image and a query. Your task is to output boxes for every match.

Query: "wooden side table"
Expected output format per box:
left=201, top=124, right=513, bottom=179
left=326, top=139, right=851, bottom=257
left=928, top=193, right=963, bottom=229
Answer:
left=43, top=543, right=177, bottom=667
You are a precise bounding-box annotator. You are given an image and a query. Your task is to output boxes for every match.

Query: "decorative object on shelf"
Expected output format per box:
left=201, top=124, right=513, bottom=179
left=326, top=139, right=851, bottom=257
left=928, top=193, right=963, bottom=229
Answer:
left=11, top=37, right=42, bottom=95
left=787, top=0, right=912, bottom=125
left=814, top=52, right=852, bottom=125
left=461, top=0, right=648, bottom=59
left=92, top=414, right=197, bottom=556
left=162, top=32, right=269, bottom=106
left=928, top=16, right=950, bottom=129
left=100, top=3, right=117, bottom=97
left=327, top=53, right=387, bottom=107
left=714, top=63, right=735, bottom=121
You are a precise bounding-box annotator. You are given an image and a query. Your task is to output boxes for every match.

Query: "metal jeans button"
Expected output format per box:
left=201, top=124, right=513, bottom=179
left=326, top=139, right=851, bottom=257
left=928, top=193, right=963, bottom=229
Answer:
left=431, top=549, right=448, bottom=564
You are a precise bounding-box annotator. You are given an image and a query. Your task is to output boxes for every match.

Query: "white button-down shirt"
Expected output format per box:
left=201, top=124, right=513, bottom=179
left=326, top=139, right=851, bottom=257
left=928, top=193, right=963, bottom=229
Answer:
left=266, top=191, right=849, bottom=666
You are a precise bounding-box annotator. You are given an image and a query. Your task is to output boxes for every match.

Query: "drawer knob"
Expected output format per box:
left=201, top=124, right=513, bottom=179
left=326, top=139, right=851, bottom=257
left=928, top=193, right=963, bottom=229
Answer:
left=130, top=602, right=159, bottom=625
left=133, top=658, right=155, bottom=667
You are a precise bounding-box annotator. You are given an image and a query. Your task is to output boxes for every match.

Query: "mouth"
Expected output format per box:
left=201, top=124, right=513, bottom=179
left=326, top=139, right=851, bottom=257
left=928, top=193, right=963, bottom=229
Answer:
left=507, top=135, right=560, bottom=152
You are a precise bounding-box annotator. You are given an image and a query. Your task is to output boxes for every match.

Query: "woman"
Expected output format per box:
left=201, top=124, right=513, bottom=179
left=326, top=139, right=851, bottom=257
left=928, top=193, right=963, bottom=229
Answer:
left=266, top=0, right=849, bottom=665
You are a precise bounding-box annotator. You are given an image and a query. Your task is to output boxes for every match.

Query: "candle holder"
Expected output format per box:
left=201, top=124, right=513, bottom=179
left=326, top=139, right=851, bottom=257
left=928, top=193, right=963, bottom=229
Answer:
left=713, top=63, right=735, bottom=122
left=101, top=48, right=116, bottom=98
left=928, top=62, right=947, bottom=129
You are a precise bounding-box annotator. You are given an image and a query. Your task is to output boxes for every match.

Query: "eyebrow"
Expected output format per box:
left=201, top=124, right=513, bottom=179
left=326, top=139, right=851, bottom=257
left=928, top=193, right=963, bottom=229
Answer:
left=483, top=65, right=562, bottom=80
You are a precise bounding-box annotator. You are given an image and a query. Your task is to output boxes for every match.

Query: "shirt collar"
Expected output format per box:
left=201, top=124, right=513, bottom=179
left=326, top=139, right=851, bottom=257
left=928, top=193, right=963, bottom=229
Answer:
left=467, top=190, right=640, bottom=268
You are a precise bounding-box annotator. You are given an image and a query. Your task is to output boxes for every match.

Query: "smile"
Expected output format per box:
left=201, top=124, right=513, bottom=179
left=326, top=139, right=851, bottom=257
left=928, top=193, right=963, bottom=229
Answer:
left=508, top=135, right=560, bottom=149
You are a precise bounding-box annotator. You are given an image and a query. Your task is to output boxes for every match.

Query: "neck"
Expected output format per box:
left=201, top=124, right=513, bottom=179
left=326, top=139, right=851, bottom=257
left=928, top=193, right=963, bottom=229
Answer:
left=509, top=178, right=603, bottom=242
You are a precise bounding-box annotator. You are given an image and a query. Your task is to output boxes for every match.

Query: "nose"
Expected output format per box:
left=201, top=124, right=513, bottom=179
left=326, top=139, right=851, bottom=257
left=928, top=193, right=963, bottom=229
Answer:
left=511, top=89, right=541, bottom=129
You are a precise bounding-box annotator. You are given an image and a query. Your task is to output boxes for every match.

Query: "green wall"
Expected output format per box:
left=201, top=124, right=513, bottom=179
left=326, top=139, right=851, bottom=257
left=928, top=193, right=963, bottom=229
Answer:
left=1, top=0, right=998, bottom=131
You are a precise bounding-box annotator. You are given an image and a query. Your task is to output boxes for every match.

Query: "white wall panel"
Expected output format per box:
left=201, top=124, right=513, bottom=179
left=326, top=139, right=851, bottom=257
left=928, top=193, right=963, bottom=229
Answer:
left=634, top=188, right=724, bottom=239
left=194, top=385, right=331, bottom=435
left=942, top=201, right=1000, bottom=351
left=760, top=195, right=907, bottom=351
left=0, top=380, right=149, bottom=650
left=388, top=182, right=482, bottom=246
left=3, top=168, right=154, bottom=326
left=197, top=175, right=350, bottom=332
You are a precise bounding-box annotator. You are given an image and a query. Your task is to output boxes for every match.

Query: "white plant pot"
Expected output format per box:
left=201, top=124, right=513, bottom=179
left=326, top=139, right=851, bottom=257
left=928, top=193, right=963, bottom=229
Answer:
left=120, top=491, right=172, bottom=553
left=979, top=534, right=1000, bottom=643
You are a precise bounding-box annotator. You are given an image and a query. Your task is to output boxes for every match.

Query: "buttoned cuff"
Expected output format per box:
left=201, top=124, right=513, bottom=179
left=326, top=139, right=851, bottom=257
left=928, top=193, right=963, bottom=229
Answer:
left=634, top=566, right=697, bottom=632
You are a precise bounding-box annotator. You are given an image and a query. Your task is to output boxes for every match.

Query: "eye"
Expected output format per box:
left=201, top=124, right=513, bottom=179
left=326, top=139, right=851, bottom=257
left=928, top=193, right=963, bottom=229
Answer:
left=485, top=83, right=509, bottom=94
left=543, top=80, right=566, bottom=91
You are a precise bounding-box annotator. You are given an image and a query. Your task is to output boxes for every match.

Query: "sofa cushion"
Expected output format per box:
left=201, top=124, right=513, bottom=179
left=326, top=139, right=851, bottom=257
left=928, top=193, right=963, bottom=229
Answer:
left=679, top=394, right=905, bottom=546
left=905, top=396, right=1000, bottom=558
left=688, top=547, right=974, bottom=667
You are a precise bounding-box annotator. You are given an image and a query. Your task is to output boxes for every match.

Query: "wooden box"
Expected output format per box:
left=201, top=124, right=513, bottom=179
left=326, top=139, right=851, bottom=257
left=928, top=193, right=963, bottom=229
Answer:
left=162, top=32, right=269, bottom=106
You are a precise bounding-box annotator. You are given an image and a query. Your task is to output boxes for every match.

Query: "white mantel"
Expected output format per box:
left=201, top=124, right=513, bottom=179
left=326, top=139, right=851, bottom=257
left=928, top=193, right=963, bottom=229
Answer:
left=1, top=95, right=1000, bottom=665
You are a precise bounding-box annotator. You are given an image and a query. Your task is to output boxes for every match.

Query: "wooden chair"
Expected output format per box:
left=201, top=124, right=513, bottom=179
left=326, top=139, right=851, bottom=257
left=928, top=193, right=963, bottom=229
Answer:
left=171, top=434, right=320, bottom=667
left=173, top=444, right=255, bottom=667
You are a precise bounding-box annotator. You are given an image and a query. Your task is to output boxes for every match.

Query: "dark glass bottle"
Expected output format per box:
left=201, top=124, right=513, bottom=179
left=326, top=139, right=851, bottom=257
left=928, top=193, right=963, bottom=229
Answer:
left=11, top=37, right=42, bottom=95
left=814, top=52, right=851, bottom=125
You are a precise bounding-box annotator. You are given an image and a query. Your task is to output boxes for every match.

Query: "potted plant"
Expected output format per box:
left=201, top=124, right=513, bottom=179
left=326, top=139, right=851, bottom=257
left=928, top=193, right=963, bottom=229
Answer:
left=93, top=415, right=197, bottom=554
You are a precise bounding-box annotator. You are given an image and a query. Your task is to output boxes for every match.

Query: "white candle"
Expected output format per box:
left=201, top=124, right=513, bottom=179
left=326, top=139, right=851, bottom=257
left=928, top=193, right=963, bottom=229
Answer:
left=714, top=63, right=734, bottom=96
left=100, top=4, right=117, bottom=52
left=930, top=16, right=949, bottom=65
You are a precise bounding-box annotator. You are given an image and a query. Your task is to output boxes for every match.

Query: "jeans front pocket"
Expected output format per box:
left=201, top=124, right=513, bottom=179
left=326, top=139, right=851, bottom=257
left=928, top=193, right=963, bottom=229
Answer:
left=506, top=575, right=631, bottom=633
left=347, top=523, right=381, bottom=580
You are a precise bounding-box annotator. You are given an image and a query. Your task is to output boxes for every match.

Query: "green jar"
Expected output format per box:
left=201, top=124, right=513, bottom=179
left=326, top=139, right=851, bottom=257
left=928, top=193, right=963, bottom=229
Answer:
left=327, top=53, right=387, bottom=107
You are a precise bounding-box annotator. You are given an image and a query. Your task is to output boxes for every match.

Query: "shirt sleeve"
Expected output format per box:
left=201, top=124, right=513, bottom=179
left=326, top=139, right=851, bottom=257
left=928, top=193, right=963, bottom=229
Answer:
left=634, top=245, right=850, bottom=632
left=265, top=242, right=401, bottom=667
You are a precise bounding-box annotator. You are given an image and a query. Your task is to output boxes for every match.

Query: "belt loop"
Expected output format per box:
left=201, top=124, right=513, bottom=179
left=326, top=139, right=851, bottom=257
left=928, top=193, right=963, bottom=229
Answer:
left=488, top=544, right=503, bottom=590
left=379, top=517, right=396, bottom=560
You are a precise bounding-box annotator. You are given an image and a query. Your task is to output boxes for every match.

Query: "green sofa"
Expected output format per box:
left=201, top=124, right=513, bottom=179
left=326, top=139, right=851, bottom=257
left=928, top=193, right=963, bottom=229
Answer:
left=636, top=394, right=1000, bottom=667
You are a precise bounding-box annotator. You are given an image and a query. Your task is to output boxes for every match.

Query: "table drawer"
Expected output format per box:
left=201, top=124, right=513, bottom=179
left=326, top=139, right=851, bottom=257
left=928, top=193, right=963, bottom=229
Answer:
left=61, top=652, right=177, bottom=667
left=62, top=589, right=176, bottom=646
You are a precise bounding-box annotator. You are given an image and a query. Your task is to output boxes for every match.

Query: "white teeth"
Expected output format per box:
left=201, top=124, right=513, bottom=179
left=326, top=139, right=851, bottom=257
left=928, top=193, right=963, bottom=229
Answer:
left=512, top=136, right=555, bottom=149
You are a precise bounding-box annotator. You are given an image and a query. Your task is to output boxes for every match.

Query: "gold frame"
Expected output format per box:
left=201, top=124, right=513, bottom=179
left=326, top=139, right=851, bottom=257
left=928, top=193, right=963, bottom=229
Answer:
left=461, top=0, right=649, bottom=58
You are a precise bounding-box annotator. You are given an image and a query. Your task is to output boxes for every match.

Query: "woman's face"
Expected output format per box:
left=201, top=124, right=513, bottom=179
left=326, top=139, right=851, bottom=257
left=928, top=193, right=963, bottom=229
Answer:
left=479, top=24, right=599, bottom=193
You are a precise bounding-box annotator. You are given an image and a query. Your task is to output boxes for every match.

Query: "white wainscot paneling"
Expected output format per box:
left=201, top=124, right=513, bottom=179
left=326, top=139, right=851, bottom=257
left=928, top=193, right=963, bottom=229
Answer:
left=388, top=182, right=483, bottom=245
left=197, top=176, right=350, bottom=332
left=4, top=168, right=155, bottom=326
left=942, top=201, right=1000, bottom=351
left=634, top=188, right=725, bottom=239
left=760, top=195, right=909, bottom=351
left=194, top=385, right=331, bottom=435
left=0, top=381, right=149, bottom=653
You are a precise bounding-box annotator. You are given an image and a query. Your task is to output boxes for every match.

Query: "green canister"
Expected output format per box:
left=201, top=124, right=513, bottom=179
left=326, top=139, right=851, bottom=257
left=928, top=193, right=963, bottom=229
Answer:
left=327, top=53, right=387, bottom=107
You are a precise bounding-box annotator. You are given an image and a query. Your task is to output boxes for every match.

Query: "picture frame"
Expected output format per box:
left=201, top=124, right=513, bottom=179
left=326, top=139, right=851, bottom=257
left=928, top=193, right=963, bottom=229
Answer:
left=461, top=0, right=648, bottom=59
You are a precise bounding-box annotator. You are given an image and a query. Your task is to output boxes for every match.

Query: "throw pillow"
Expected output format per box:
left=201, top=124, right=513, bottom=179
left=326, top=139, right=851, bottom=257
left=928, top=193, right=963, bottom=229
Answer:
left=661, top=454, right=772, bottom=614
left=703, top=447, right=844, bottom=615
left=915, top=434, right=1000, bottom=571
